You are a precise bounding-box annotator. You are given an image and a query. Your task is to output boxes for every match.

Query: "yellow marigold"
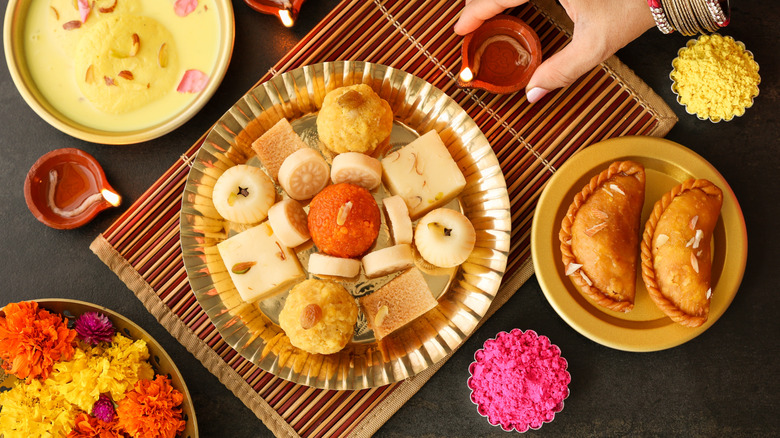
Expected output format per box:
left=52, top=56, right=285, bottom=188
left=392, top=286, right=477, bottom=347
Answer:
left=0, top=301, right=77, bottom=382
left=671, top=33, right=760, bottom=121
left=0, top=378, right=80, bottom=438
left=46, top=333, right=154, bottom=411
left=116, top=375, right=186, bottom=438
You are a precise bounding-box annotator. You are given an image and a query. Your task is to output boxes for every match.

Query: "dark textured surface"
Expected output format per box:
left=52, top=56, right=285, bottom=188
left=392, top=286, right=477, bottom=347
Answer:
left=1, top=0, right=778, bottom=437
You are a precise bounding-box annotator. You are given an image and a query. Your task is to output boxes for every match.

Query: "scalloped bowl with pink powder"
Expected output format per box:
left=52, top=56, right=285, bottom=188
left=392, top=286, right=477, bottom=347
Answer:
left=467, top=329, right=571, bottom=432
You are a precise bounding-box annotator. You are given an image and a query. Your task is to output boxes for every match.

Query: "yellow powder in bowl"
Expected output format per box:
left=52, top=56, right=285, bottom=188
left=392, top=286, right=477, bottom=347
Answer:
left=671, top=34, right=760, bottom=122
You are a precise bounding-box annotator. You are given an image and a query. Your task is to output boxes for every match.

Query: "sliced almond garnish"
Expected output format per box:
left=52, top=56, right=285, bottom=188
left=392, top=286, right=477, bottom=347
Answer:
left=374, top=305, right=389, bottom=328
left=685, top=236, right=695, bottom=248
left=580, top=271, right=593, bottom=286
left=689, top=215, right=699, bottom=230
left=300, top=304, right=322, bottom=330
left=129, top=33, right=140, bottom=57
left=118, top=70, right=134, bottom=80
left=104, top=76, right=116, bottom=86
left=690, top=253, right=699, bottom=274
left=565, top=263, right=583, bottom=276
left=692, top=229, right=704, bottom=249
left=336, top=201, right=353, bottom=226
left=98, top=0, right=118, bottom=13
left=584, top=222, right=607, bottom=237
left=158, top=43, right=169, bottom=68
left=609, top=183, right=625, bottom=195
left=84, top=64, right=95, bottom=84
left=63, top=20, right=82, bottom=30
left=592, top=209, right=608, bottom=220
left=602, top=187, right=613, bottom=197
left=706, top=288, right=712, bottom=299
left=655, top=233, right=670, bottom=248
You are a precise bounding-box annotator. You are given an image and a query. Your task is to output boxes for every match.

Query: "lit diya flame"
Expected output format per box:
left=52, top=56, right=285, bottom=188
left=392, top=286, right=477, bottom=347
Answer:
left=460, top=67, right=474, bottom=83
left=101, top=188, right=122, bottom=207
left=279, top=9, right=294, bottom=27
left=243, top=0, right=304, bottom=27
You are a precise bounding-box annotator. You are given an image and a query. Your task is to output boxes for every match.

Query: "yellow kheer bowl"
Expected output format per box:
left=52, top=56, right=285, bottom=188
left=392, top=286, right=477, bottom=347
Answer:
left=3, top=0, right=235, bottom=145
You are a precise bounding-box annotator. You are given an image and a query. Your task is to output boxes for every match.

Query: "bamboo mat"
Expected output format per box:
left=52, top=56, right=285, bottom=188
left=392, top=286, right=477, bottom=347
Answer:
left=90, top=0, right=676, bottom=436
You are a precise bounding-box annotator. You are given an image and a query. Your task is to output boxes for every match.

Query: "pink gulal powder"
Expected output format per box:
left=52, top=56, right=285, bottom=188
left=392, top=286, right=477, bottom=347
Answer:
left=468, top=329, right=570, bottom=432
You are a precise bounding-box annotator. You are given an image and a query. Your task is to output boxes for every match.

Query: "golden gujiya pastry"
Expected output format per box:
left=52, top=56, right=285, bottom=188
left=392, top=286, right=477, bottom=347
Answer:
left=559, top=161, right=646, bottom=312
left=316, top=84, right=393, bottom=155
left=641, top=179, right=722, bottom=327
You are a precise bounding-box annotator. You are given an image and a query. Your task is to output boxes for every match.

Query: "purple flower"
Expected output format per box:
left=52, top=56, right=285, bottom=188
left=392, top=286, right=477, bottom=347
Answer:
left=92, top=394, right=116, bottom=423
left=74, top=312, right=115, bottom=346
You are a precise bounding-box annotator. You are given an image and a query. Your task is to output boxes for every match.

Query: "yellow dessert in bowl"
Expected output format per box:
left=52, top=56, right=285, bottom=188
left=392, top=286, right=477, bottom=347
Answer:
left=3, top=0, right=234, bottom=144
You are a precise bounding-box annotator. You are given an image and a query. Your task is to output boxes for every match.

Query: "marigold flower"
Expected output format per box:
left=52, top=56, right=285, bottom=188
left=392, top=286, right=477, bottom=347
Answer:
left=0, top=301, right=77, bottom=382
left=67, top=412, right=125, bottom=438
left=47, top=334, right=154, bottom=411
left=116, top=375, right=186, bottom=438
left=0, top=377, right=80, bottom=437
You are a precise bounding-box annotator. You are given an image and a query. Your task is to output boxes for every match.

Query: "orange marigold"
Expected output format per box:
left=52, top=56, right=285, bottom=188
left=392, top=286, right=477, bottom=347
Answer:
left=67, top=412, right=126, bottom=438
left=0, top=301, right=77, bottom=382
left=116, top=375, right=186, bottom=438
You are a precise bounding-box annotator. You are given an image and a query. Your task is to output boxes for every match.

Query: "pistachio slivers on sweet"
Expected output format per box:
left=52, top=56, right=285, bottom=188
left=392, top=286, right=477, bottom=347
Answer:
left=231, top=261, right=256, bottom=275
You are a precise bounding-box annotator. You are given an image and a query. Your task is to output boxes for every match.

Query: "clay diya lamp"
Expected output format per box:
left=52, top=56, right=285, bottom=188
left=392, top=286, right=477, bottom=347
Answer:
left=458, top=15, right=542, bottom=94
left=24, top=148, right=121, bottom=230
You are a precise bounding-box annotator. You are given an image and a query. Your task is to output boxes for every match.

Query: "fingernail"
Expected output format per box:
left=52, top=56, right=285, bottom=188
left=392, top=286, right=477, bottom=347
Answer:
left=526, top=87, right=549, bottom=103
left=453, top=21, right=465, bottom=35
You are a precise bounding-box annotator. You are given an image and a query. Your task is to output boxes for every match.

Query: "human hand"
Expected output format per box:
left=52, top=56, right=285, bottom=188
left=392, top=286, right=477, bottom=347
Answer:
left=454, top=0, right=656, bottom=102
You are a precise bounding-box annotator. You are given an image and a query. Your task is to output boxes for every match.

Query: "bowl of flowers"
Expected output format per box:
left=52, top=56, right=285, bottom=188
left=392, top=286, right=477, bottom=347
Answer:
left=0, top=299, right=197, bottom=437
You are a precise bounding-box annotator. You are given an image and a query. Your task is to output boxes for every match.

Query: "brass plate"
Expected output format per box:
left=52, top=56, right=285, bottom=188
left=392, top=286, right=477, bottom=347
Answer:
left=531, top=136, right=747, bottom=352
left=180, top=61, right=511, bottom=390
left=0, top=299, right=198, bottom=437
left=3, top=0, right=234, bottom=144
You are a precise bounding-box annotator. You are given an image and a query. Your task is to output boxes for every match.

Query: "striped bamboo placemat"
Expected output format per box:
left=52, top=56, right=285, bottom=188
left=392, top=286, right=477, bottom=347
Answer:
left=91, top=0, right=676, bottom=436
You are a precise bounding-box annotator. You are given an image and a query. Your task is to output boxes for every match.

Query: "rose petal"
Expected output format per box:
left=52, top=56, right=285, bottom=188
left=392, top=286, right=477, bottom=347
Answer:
left=78, top=0, right=91, bottom=23
left=174, top=0, right=198, bottom=17
left=177, top=69, right=209, bottom=93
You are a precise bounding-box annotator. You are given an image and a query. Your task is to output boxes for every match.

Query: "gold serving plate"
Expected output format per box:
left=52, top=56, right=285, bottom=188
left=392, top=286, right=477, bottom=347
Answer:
left=0, top=299, right=198, bottom=437
left=532, top=136, right=747, bottom=351
left=180, top=61, right=511, bottom=390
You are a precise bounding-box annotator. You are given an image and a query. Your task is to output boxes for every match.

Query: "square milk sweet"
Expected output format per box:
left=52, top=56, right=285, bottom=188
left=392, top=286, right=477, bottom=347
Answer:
left=381, top=130, right=466, bottom=219
left=217, top=221, right=305, bottom=303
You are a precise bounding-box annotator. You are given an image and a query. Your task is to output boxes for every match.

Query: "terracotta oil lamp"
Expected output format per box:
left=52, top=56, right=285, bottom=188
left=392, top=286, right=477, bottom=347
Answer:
left=24, top=148, right=121, bottom=230
left=458, top=15, right=542, bottom=94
